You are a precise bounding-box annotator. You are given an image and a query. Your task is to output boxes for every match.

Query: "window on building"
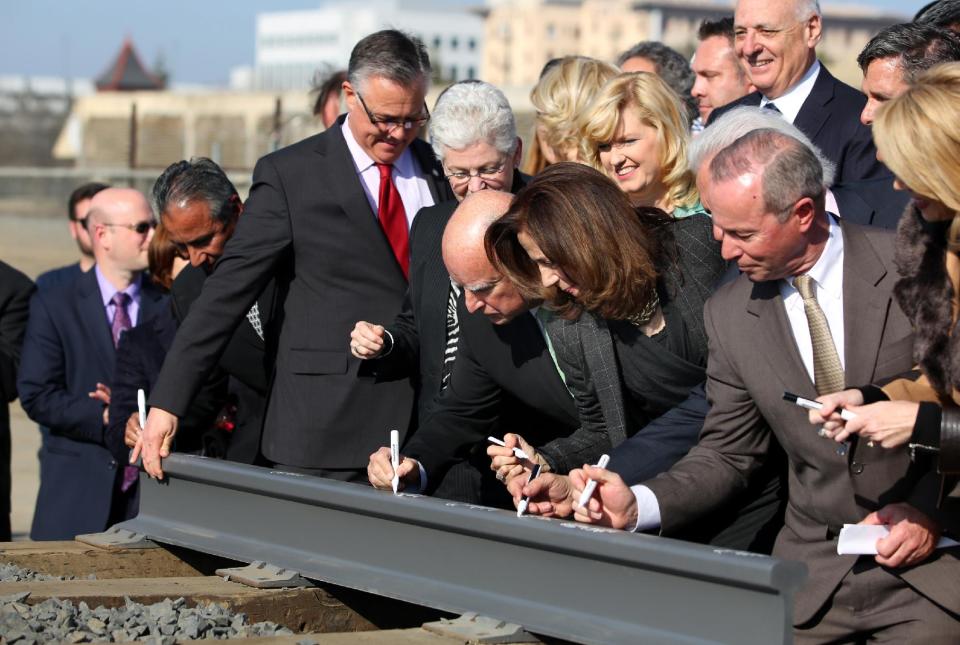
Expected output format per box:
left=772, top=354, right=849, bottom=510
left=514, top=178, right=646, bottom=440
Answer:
left=450, top=65, right=458, bottom=81
left=468, top=38, right=477, bottom=51
left=433, top=35, right=442, bottom=49
left=467, top=66, right=476, bottom=79
left=451, top=36, right=459, bottom=50
left=546, top=23, right=556, bottom=39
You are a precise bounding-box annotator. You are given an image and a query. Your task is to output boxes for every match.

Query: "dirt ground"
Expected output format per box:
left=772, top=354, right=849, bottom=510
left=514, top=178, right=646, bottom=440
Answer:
left=1, top=213, right=82, bottom=538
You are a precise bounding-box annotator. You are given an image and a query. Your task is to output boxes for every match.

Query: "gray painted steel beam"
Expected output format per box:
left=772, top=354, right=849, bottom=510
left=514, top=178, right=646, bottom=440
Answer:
left=117, top=454, right=806, bottom=645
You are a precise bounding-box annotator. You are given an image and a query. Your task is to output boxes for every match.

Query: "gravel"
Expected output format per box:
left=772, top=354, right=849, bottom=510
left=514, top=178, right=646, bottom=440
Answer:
left=0, top=562, right=95, bottom=583
left=0, top=562, right=297, bottom=642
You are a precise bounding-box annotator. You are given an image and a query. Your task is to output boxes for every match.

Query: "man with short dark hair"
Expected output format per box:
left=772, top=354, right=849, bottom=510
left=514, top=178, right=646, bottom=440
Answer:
left=709, top=0, right=885, bottom=183
left=618, top=41, right=699, bottom=127
left=146, top=158, right=272, bottom=464
left=691, top=17, right=755, bottom=124
left=20, top=188, right=166, bottom=539
left=36, top=182, right=109, bottom=290
left=138, top=30, right=452, bottom=481
left=857, top=22, right=960, bottom=125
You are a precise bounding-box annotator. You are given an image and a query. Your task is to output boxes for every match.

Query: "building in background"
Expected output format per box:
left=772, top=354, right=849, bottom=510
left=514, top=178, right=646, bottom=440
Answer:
left=481, top=0, right=907, bottom=89
left=243, top=0, right=484, bottom=91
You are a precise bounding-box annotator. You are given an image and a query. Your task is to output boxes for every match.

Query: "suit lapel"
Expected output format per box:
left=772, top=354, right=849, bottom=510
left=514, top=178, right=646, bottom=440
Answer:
left=793, top=66, right=834, bottom=143
left=410, top=138, right=448, bottom=204
left=840, top=222, right=890, bottom=387
left=76, top=270, right=116, bottom=376
left=746, top=280, right=817, bottom=399
left=316, top=119, right=406, bottom=281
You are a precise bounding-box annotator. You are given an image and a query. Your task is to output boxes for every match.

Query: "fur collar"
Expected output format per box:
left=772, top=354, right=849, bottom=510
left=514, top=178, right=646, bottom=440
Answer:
left=893, top=205, right=957, bottom=395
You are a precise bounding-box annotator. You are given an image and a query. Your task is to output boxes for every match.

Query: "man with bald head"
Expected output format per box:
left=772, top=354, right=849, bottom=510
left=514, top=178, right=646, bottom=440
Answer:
left=18, top=188, right=166, bottom=540
left=366, top=191, right=578, bottom=505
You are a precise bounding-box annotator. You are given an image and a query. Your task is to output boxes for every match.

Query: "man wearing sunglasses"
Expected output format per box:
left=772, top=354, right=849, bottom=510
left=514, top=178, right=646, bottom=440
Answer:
left=138, top=30, right=452, bottom=482
left=19, top=188, right=167, bottom=539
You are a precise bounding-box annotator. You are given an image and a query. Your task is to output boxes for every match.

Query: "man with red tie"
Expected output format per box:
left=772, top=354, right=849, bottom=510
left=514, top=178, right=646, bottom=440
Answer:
left=138, top=30, right=452, bottom=481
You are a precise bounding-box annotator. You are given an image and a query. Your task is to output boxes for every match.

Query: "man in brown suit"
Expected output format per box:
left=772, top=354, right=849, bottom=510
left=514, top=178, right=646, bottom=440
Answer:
left=567, top=128, right=960, bottom=641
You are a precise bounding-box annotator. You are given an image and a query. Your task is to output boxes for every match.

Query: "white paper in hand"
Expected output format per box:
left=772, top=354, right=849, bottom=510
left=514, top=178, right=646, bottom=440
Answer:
left=837, top=524, right=960, bottom=555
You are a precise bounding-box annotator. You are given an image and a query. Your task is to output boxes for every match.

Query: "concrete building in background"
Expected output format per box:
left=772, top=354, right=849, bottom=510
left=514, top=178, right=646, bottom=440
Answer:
left=481, top=0, right=907, bottom=89
left=248, top=0, right=484, bottom=91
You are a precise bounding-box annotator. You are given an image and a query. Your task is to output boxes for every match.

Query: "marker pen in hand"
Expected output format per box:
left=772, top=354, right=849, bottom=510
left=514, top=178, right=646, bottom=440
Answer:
left=390, top=429, right=400, bottom=494
left=782, top=391, right=856, bottom=421
left=576, top=454, right=610, bottom=509
left=487, top=435, right=530, bottom=460
left=783, top=391, right=855, bottom=456
left=132, top=388, right=147, bottom=464
left=516, top=463, right=542, bottom=517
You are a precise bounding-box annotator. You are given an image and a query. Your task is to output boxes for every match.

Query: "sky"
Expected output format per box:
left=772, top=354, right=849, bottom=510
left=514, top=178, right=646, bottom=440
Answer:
left=0, top=0, right=934, bottom=86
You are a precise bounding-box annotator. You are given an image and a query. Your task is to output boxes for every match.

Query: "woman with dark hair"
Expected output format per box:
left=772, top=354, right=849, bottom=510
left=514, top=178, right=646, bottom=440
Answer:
left=485, top=162, right=726, bottom=478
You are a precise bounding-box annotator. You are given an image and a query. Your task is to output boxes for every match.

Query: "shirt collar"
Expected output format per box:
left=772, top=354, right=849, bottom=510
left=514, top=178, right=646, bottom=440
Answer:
left=94, top=264, right=142, bottom=308
left=784, top=210, right=843, bottom=302
left=341, top=114, right=415, bottom=177
left=760, top=60, right=820, bottom=123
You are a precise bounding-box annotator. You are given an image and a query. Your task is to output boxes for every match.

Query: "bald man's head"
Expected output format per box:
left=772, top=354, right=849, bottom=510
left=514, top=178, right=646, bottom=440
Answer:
left=88, top=187, right=155, bottom=274
left=442, top=191, right=527, bottom=325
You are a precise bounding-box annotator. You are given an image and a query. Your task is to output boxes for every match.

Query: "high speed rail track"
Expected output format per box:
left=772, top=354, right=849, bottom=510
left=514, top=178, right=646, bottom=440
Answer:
left=109, top=453, right=806, bottom=645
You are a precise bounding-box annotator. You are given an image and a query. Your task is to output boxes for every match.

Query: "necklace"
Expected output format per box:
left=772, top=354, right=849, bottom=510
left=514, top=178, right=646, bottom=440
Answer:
left=626, top=291, right=660, bottom=327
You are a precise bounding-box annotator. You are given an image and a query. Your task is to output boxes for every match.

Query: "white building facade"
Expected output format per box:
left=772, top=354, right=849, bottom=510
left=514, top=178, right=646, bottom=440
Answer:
left=251, top=0, right=485, bottom=91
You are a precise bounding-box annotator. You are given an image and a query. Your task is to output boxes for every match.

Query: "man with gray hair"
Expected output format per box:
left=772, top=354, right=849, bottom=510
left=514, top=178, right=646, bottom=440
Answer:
left=708, top=0, right=885, bottom=183
left=857, top=22, right=960, bottom=126
left=350, top=80, right=526, bottom=501
left=138, top=30, right=452, bottom=482
left=561, top=126, right=960, bottom=640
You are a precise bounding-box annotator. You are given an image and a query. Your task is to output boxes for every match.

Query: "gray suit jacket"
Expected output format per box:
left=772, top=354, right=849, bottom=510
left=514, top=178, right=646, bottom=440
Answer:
left=644, top=220, right=960, bottom=623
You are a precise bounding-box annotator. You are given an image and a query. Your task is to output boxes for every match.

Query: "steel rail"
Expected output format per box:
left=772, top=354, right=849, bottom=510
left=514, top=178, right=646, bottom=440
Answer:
left=117, top=454, right=806, bottom=645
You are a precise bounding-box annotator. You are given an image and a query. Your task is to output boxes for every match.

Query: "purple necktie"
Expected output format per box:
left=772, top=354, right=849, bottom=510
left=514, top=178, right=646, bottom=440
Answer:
left=110, top=292, right=138, bottom=492
left=110, top=292, right=131, bottom=348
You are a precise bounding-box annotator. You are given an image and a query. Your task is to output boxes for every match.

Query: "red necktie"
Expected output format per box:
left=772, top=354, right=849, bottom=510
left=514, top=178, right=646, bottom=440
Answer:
left=375, top=163, right=410, bottom=280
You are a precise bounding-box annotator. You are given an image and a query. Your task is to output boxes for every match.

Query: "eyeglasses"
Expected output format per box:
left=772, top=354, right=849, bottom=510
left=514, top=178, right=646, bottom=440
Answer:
left=356, top=91, right=430, bottom=132
left=104, top=220, right=157, bottom=235
left=444, top=163, right=508, bottom=185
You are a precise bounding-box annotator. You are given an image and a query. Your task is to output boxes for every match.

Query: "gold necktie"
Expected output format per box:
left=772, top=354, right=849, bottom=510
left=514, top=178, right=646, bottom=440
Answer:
left=794, top=274, right=845, bottom=395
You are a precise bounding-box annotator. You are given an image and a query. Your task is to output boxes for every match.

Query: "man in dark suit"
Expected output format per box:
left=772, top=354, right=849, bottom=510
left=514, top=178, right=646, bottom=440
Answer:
left=708, top=0, right=885, bottom=183
left=36, top=182, right=109, bottom=290
left=0, top=261, right=34, bottom=541
left=138, top=30, right=452, bottom=481
left=150, top=158, right=275, bottom=464
left=573, top=130, right=959, bottom=640
left=857, top=22, right=960, bottom=127
left=19, top=188, right=166, bottom=540
left=366, top=190, right=579, bottom=501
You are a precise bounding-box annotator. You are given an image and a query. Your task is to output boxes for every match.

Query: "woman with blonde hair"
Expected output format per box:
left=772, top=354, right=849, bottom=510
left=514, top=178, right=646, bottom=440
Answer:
left=523, top=56, right=619, bottom=175
left=812, top=62, right=960, bottom=478
left=580, top=72, right=702, bottom=218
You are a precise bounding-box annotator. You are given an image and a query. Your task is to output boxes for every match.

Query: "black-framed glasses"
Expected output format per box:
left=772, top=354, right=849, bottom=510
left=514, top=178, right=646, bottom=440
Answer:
left=104, top=220, right=157, bottom=235
left=356, top=91, right=430, bottom=132
left=444, top=162, right=508, bottom=185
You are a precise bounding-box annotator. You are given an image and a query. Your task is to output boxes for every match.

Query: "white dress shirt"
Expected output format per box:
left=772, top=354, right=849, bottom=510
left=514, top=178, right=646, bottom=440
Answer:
left=341, top=115, right=435, bottom=229
left=759, top=60, right=821, bottom=124
left=630, top=211, right=845, bottom=532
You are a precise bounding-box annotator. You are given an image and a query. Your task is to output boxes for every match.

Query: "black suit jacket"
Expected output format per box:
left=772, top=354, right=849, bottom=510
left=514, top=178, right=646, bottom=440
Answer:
left=0, top=261, right=34, bottom=536
left=170, top=264, right=277, bottom=463
left=18, top=268, right=166, bottom=539
left=404, top=301, right=579, bottom=497
left=150, top=117, right=452, bottom=469
left=376, top=170, right=529, bottom=424
left=832, top=177, right=909, bottom=230
left=708, top=64, right=886, bottom=184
